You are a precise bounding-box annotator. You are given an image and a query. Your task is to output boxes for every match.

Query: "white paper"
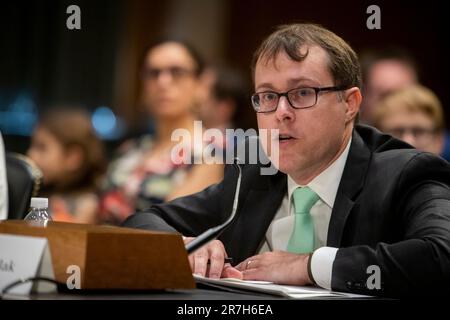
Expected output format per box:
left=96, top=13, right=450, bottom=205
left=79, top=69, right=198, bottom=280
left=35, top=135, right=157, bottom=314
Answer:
left=194, top=274, right=372, bottom=299
left=0, top=234, right=55, bottom=295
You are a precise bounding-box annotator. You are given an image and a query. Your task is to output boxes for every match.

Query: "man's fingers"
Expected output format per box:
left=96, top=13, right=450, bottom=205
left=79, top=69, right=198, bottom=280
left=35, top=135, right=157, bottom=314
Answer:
left=236, top=258, right=258, bottom=271
left=185, top=237, right=195, bottom=272
left=221, top=265, right=243, bottom=279
left=235, top=262, right=244, bottom=271
left=242, top=268, right=264, bottom=281
left=188, top=254, right=195, bottom=271
left=193, top=250, right=209, bottom=276
left=187, top=239, right=229, bottom=278
left=207, top=252, right=225, bottom=279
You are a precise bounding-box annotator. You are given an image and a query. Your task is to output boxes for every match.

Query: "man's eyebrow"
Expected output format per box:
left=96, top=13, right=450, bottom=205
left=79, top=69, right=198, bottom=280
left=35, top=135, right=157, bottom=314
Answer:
left=255, top=77, right=319, bottom=92
left=287, top=77, right=319, bottom=86
left=255, top=83, right=276, bottom=91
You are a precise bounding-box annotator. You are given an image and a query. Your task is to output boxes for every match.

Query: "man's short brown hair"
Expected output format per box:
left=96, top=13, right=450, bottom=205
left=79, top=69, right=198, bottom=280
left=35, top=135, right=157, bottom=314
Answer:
left=251, top=23, right=362, bottom=89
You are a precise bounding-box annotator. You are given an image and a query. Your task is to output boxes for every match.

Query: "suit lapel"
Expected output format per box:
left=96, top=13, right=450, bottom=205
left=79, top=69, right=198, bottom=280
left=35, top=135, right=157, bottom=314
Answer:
left=327, top=129, right=371, bottom=247
left=222, top=169, right=287, bottom=262
left=253, top=171, right=288, bottom=249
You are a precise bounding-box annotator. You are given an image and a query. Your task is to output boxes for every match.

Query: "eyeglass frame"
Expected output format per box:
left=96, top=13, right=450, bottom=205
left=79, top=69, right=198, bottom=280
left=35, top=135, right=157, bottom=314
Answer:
left=250, top=85, right=350, bottom=113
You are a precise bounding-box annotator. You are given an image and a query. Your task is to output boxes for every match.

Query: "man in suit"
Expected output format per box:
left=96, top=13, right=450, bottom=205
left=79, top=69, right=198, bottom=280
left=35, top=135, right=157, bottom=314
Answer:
left=123, top=24, right=450, bottom=296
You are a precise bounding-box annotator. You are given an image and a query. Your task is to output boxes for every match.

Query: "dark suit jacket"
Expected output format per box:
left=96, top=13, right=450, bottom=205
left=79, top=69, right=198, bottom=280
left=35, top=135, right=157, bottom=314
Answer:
left=123, top=125, right=450, bottom=296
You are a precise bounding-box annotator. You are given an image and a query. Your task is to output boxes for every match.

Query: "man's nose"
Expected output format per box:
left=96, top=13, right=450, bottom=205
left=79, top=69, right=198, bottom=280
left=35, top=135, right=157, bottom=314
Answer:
left=275, top=96, right=295, bottom=122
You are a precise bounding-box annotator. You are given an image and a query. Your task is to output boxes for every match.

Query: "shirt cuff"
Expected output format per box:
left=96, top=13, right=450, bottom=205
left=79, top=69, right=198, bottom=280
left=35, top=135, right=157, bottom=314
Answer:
left=310, top=247, right=338, bottom=290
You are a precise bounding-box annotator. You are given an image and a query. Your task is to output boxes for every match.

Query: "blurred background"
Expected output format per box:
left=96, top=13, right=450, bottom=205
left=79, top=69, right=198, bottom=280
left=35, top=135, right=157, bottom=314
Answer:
left=1, top=0, right=449, bottom=155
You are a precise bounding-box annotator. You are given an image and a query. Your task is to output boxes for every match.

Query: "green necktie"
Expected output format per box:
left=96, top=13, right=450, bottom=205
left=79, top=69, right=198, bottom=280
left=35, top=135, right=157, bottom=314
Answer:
left=287, top=186, right=319, bottom=254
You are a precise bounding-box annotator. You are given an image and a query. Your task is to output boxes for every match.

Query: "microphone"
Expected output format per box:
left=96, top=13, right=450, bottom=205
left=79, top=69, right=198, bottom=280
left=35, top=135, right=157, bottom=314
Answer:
left=185, top=157, right=242, bottom=255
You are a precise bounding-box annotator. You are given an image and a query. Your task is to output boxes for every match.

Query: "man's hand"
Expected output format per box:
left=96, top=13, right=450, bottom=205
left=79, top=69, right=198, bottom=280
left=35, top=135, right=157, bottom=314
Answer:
left=183, top=237, right=243, bottom=279
left=235, top=251, right=313, bottom=285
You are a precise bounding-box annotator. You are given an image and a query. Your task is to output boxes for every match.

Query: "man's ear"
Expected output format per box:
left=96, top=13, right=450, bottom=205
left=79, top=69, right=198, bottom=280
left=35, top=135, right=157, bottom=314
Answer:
left=64, top=145, right=84, bottom=172
left=343, top=87, right=362, bottom=123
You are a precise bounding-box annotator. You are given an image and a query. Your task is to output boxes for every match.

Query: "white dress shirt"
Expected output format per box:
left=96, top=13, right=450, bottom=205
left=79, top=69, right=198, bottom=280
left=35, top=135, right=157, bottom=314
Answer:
left=259, top=138, right=352, bottom=290
left=0, top=132, right=8, bottom=220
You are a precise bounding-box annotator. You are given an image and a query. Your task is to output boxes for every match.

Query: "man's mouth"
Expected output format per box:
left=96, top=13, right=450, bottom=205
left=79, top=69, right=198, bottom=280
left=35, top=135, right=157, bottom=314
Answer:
left=278, top=134, right=295, bottom=141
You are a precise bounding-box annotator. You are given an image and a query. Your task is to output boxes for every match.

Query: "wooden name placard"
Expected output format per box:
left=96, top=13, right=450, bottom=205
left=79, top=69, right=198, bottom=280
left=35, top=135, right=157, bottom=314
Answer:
left=0, top=220, right=195, bottom=290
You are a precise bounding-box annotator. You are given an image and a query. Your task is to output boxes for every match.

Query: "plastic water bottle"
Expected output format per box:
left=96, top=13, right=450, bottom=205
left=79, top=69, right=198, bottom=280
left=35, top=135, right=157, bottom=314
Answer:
left=24, top=197, right=52, bottom=224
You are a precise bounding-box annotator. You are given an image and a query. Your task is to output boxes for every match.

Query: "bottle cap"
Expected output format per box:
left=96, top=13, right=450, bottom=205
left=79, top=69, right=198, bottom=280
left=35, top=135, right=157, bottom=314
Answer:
left=30, top=197, right=48, bottom=209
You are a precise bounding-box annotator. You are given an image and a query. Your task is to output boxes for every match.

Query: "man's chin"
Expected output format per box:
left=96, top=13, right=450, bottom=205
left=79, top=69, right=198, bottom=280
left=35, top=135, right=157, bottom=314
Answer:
left=276, top=160, right=297, bottom=175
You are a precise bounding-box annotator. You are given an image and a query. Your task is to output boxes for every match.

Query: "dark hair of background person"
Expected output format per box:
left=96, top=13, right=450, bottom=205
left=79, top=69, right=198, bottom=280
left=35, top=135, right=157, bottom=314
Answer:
left=211, top=65, right=250, bottom=129
left=250, top=23, right=362, bottom=90
left=38, top=108, right=106, bottom=192
left=359, top=46, right=419, bottom=88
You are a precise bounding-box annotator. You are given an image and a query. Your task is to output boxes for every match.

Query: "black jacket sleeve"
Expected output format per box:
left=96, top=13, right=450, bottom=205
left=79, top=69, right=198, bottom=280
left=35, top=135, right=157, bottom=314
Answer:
left=122, top=164, right=239, bottom=236
left=332, top=153, right=450, bottom=297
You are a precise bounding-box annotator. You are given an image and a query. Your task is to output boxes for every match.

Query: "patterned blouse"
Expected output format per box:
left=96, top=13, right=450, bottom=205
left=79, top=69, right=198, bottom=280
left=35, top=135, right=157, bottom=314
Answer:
left=98, top=135, right=210, bottom=225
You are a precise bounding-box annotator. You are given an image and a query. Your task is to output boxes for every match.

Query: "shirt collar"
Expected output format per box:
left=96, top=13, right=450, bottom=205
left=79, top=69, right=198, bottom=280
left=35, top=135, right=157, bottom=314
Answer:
left=287, top=137, right=352, bottom=209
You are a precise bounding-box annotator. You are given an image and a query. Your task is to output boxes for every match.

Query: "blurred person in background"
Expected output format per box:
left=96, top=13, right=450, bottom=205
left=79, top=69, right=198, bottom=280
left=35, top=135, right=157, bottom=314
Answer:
left=361, top=48, right=450, bottom=161
left=359, top=48, right=418, bottom=125
left=373, top=85, right=445, bottom=156
left=27, top=109, right=106, bottom=224
left=99, top=40, right=223, bottom=225
left=198, top=65, right=250, bottom=149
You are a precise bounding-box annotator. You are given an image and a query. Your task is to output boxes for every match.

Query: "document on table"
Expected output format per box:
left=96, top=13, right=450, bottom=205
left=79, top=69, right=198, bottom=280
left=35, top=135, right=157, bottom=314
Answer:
left=194, top=275, right=371, bottom=299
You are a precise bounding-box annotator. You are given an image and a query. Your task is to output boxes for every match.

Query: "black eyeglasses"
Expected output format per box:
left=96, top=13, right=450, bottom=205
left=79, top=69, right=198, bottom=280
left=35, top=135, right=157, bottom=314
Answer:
left=251, top=86, right=349, bottom=113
